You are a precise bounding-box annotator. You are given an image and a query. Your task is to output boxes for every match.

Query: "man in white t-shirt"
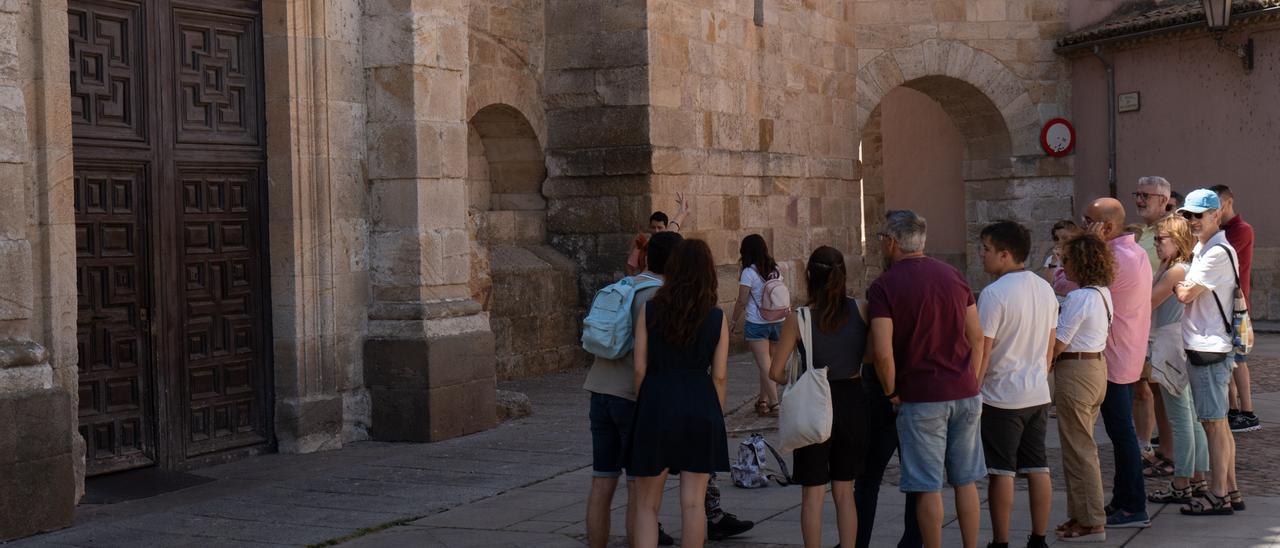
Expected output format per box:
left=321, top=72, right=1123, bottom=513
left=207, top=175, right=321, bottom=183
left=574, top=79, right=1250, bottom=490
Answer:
left=1173, top=188, right=1240, bottom=515
left=976, top=221, right=1059, bottom=548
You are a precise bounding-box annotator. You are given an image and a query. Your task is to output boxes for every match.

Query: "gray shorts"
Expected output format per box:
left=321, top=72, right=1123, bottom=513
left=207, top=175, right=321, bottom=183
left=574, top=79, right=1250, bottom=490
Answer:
left=1188, top=354, right=1233, bottom=421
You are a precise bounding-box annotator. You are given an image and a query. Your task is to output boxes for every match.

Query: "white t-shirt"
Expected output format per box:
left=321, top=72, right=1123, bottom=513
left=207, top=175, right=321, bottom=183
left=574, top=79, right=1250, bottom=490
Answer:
left=1057, top=286, right=1113, bottom=353
left=979, top=271, right=1058, bottom=409
left=1182, top=232, right=1236, bottom=353
left=739, top=266, right=783, bottom=324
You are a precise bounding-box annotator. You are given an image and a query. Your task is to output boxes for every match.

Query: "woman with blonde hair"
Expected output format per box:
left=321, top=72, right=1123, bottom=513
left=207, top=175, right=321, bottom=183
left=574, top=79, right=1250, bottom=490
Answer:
left=1051, top=234, right=1115, bottom=542
left=1146, top=215, right=1211, bottom=504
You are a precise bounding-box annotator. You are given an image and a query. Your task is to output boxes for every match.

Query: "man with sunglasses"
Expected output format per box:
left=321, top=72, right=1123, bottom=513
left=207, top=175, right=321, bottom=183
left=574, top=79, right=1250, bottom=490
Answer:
left=1082, top=197, right=1153, bottom=529
left=1208, top=185, right=1260, bottom=434
left=1173, top=189, right=1242, bottom=515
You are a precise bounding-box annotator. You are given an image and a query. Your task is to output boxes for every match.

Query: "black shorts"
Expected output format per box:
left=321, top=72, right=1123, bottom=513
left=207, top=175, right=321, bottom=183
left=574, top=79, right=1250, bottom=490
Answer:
left=792, top=378, right=869, bottom=486
left=980, top=403, right=1050, bottom=476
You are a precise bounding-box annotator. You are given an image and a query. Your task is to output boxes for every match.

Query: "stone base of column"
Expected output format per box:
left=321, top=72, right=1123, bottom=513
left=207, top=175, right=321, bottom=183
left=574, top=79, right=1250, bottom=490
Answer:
left=275, top=394, right=345, bottom=453
left=0, top=389, right=75, bottom=541
left=364, top=310, right=497, bottom=442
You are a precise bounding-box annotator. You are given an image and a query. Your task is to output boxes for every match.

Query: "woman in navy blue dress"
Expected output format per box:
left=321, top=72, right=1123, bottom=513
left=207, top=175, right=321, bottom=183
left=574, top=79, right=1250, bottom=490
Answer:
left=629, top=239, right=730, bottom=548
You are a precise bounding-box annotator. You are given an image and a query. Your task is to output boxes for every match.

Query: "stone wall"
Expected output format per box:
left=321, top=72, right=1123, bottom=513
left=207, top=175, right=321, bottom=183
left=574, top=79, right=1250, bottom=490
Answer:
left=543, top=0, right=654, bottom=304
left=853, top=0, right=1074, bottom=286
left=649, top=0, right=861, bottom=307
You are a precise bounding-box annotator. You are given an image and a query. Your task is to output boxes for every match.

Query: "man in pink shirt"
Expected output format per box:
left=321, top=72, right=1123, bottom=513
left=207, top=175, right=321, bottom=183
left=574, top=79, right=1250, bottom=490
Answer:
left=1083, top=198, right=1154, bottom=528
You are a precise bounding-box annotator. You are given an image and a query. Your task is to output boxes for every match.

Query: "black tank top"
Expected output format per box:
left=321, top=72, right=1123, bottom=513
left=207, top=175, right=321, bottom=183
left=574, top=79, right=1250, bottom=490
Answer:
left=804, top=298, right=867, bottom=381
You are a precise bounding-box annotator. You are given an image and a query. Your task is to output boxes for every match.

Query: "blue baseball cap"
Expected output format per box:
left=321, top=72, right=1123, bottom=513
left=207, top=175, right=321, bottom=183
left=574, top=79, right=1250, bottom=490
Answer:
left=1178, top=188, right=1221, bottom=214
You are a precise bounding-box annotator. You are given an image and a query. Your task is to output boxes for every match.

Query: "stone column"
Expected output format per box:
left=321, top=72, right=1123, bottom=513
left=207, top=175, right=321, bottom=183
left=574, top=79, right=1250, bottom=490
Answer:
left=1, top=0, right=76, bottom=541
left=544, top=0, right=653, bottom=301
left=361, top=0, right=496, bottom=441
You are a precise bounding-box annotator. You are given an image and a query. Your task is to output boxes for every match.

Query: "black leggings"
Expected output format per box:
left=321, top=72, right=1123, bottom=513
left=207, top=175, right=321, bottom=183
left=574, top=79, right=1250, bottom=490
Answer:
left=854, top=366, right=922, bottom=548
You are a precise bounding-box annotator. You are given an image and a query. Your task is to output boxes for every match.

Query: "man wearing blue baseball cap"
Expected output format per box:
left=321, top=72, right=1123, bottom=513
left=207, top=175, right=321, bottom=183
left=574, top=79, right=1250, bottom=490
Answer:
left=1173, top=188, right=1243, bottom=515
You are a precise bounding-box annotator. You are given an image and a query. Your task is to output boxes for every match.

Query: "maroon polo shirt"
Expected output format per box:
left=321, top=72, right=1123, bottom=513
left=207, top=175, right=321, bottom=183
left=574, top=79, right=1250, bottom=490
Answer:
left=1222, top=214, right=1254, bottom=302
left=867, top=256, right=979, bottom=403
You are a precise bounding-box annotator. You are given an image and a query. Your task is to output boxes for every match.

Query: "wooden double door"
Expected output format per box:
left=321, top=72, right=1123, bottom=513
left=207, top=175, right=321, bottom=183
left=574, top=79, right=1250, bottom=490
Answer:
left=70, top=0, right=272, bottom=475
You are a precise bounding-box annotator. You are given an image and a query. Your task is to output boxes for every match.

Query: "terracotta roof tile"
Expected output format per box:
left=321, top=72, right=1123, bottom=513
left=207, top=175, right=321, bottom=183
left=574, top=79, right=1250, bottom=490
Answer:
left=1058, top=0, right=1280, bottom=48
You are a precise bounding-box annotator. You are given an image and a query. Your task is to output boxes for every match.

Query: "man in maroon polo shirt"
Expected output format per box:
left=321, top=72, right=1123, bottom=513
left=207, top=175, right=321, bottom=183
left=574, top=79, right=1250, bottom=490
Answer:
left=1209, top=185, right=1259, bottom=433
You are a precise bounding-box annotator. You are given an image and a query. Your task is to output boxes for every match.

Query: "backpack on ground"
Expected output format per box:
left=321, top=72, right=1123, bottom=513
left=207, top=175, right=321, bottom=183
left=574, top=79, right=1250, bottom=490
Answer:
left=581, top=274, right=663, bottom=360
left=1211, top=244, right=1254, bottom=355
left=758, top=271, right=791, bottom=322
left=730, top=433, right=791, bottom=488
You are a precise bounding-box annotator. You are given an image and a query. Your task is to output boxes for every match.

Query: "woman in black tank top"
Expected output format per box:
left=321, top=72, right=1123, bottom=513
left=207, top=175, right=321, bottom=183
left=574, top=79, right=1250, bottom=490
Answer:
left=768, top=246, right=873, bottom=548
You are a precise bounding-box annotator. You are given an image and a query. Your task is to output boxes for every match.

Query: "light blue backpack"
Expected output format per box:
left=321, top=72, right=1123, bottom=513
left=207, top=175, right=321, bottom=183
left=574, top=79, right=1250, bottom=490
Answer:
left=581, top=274, right=663, bottom=360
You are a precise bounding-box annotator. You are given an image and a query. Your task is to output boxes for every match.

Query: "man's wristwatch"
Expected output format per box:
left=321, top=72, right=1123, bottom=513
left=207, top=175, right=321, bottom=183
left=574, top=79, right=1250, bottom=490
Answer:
left=884, top=390, right=897, bottom=399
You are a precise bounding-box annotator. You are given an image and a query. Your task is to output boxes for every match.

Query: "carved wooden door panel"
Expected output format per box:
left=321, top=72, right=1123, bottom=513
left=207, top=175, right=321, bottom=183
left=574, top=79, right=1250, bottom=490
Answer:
left=166, top=1, right=270, bottom=461
left=71, top=0, right=270, bottom=475
left=70, top=0, right=158, bottom=476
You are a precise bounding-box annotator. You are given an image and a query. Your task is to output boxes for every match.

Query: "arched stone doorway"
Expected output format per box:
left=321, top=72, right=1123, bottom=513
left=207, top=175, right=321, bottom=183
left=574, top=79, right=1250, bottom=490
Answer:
left=857, top=40, right=1071, bottom=286
left=467, top=105, right=582, bottom=380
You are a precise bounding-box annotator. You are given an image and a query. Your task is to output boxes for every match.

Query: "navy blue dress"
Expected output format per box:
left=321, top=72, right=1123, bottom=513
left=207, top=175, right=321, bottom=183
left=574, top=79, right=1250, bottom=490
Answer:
left=626, top=302, right=730, bottom=477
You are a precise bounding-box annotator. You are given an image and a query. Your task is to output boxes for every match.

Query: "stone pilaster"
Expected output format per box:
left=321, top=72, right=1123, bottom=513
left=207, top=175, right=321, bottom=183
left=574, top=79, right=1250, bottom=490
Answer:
left=262, top=0, right=371, bottom=453
left=362, top=0, right=496, bottom=441
left=0, top=1, right=78, bottom=539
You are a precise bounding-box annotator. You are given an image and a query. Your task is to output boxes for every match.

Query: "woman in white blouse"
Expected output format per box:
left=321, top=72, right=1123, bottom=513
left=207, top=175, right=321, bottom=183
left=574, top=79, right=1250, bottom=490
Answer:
left=1050, top=234, right=1115, bottom=543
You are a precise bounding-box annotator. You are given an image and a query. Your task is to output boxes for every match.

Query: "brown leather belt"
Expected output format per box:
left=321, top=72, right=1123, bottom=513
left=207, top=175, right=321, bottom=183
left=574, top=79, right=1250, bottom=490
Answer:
left=1057, top=351, right=1102, bottom=361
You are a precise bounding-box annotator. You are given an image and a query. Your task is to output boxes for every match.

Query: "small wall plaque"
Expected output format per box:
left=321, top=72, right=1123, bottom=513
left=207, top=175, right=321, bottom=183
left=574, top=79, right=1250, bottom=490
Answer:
left=1118, top=92, right=1140, bottom=113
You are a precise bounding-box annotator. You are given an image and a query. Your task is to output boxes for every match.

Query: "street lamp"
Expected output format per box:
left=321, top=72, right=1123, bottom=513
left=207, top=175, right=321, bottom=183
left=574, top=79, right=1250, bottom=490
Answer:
left=1201, top=0, right=1254, bottom=72
left=1202, top=0, right=1232, bottom=31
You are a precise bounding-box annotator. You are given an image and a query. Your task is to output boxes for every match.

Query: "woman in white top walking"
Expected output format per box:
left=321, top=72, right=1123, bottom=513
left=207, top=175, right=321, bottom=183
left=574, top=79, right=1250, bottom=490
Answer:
left=730, top=234, right=786, bottom=417
left=1051, top=234, right=1115, bottom=542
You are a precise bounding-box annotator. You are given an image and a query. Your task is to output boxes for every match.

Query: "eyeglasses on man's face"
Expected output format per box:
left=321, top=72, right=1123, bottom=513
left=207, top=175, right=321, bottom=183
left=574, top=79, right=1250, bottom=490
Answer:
left=1132, top=191, right=1169, bottom=202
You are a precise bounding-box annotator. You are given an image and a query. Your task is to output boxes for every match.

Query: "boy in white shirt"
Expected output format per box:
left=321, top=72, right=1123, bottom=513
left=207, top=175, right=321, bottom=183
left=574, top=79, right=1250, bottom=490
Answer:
left=976, top=221, right=1059, bottom=548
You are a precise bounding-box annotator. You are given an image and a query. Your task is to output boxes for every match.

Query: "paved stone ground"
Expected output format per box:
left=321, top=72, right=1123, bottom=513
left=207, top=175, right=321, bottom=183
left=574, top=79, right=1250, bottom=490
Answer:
left=9, top=344, right=1280, bottom=547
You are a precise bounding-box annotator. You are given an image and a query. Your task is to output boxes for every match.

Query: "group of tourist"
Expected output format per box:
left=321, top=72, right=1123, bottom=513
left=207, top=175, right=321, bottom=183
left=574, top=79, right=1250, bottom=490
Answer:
left=582, top=181, right=1256, bottom=548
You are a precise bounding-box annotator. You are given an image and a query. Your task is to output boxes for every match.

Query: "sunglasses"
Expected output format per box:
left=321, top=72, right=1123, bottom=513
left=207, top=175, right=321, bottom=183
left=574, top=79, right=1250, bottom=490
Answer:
left=1180, top=211, right=1206, bottom=220
left=1132, top=191, right=1168, bottom=201
left=1154, top=235, right=1172, bottom=243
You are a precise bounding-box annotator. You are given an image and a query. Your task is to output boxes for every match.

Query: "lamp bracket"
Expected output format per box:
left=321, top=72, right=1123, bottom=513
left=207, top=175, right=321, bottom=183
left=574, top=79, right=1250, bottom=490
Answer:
left=1214, top=34, right=1254, bottom=73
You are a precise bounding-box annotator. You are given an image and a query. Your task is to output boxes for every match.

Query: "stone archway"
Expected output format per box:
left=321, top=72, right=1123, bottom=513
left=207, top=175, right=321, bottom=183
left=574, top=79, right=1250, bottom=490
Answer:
left=857, top=40, right=1068, bottom=285
left=467, top=104, right=583, bottom=380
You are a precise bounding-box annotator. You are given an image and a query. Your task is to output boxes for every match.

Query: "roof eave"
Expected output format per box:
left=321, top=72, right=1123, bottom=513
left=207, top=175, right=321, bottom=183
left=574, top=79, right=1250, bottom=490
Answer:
left=1055, top=5, right=1280, bottom=55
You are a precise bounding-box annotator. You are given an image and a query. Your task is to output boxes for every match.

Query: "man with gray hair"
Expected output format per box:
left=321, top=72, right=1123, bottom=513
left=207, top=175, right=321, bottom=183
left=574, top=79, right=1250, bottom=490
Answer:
left=1133, top=176, right=1173, bottom=272
left=869, top=210, right=986, bottom=548
left=1131, top=176, right=1174, bottom=479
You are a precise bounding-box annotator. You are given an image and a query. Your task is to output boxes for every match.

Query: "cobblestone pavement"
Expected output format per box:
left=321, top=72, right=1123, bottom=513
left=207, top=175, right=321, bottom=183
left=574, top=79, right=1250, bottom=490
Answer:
left=9, top=343, right=1280, bottom=547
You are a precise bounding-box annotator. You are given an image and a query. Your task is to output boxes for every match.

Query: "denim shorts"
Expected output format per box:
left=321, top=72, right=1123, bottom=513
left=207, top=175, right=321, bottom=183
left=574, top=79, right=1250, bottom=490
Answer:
left=744, top=321, right=782, bottom=342
left=589, top=392, right=636, bottom=478
left=1234, top=352, right=1247, bottom=364
left=896, top=395, right=986, bottom=492
left=1188, top=356, right=1233, bottom=421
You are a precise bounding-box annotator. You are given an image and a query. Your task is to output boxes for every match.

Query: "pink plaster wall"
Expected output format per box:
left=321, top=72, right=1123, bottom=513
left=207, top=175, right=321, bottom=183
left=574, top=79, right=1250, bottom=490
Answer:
left=881, top=86, right=967, bottom=255
left=1071, top=27, right=1280, bottom=245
